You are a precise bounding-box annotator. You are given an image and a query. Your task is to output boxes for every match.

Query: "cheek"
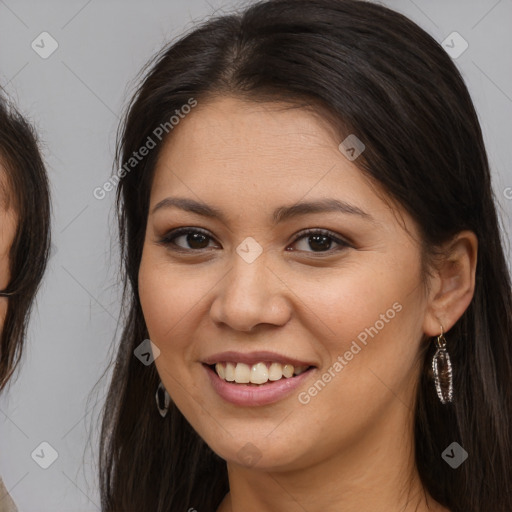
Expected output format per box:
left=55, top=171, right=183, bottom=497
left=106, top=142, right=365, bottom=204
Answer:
left=294, top=255, right=423, bottom=340
left=138, top=249, right=217, bottom=358
left=0, top=299, right=7, bottom=331
left=139, top=254, right=188, bottom=346
left=291, top=255, right=426, bottom=398
left=0, top=218, right=14, bottom=290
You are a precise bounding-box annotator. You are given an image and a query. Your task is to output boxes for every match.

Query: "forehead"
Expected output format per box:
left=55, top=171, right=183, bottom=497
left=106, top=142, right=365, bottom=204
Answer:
left=159, top=96, right=340, bottom=161
left=151, top=96, right=376, bottom=204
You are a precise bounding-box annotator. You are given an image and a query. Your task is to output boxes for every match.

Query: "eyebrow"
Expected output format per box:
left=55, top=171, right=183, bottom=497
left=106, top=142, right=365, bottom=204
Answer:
left=151, top=197, right=375, bottom=224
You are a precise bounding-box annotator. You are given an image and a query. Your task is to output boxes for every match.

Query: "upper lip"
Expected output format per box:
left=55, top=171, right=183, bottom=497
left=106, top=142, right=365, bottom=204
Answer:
left=202, top=350, right=316, bottom=368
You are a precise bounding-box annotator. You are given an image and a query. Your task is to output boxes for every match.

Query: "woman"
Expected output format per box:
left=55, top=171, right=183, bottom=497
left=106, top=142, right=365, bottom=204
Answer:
left=99, top=1, right=512, bottom=511
left=0, top=94, right=51, bottom=511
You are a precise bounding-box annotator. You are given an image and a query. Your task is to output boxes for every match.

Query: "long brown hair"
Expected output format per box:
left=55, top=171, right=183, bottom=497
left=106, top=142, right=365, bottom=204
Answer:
left=100, top=1, right=512, bottom=510
left=0, top=92, right=51, bottom=391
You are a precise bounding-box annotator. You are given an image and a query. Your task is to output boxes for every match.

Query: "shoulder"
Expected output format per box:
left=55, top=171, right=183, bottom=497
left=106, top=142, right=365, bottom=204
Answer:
left=0, top=477, right=18, bottom=512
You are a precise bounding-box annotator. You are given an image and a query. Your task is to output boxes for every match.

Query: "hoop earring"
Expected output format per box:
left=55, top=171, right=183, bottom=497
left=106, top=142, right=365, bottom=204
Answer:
left=155, top=382, right=170, bottom=418
left=432, top=326, right=453, bottom=404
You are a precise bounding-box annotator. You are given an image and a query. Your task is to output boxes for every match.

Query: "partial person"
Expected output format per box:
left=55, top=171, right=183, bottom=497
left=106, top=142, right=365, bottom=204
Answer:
left=0, top=93, right=51, bottom=512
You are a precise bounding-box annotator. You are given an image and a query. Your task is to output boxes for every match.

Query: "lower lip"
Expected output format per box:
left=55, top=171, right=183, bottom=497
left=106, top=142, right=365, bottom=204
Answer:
left=204, top=364, right=315, bottom=406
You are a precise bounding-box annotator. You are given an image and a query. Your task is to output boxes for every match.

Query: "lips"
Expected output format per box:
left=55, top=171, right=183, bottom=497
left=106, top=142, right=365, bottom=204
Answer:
left=201, top=350, right=316, bottom=405
left=204, top=363, right=315, bottom=406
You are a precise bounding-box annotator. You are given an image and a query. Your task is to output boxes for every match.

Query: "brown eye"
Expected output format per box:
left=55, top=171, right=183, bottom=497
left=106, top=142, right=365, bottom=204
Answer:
left=159, top=228, right=216, bottom=251
left=289, top=229, right=351, bottom=254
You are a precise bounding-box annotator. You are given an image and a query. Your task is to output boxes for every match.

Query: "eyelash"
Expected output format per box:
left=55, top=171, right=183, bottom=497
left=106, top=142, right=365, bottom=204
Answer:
left=157, top=227, right=351, bottom=255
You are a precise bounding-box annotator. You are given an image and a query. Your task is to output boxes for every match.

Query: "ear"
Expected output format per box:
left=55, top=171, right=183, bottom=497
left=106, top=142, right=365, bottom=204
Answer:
left=422, top=230, right=478, bottom=337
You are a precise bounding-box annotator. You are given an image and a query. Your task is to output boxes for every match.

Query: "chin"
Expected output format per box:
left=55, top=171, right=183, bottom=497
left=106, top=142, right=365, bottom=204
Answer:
left=204, top=433, right=308, bottom=471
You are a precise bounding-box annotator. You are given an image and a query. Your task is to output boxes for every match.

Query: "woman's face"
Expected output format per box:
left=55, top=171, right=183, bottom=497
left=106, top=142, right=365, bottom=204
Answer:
left=0, top=171, right=16, bottom=328
left=139, top=96, right=431, bottom=471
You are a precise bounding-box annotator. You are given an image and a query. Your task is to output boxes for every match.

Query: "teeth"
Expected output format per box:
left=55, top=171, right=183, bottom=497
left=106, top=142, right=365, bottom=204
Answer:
left=282, top=364, right=294, bottom=378
left=294, top=365, right=309, bottom=376
left=234, top=362, right=251, bottom=383
left=215, top=363, right=225, bottom=379
left=268, top=362, right=283, bottom=381
left=251, top=362, right=268, bottom=384
left=214, top=361, right=310, bottom=384
left=225, top=362, right=236, bottom=382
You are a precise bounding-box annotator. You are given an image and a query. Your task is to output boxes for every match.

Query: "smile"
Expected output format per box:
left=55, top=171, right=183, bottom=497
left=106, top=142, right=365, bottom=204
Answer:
left=202, top=351, right=317, bottom=406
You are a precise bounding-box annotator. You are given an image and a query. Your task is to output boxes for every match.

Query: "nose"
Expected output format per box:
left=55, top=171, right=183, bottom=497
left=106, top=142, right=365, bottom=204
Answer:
left=209, top=250, right=292, bottom=333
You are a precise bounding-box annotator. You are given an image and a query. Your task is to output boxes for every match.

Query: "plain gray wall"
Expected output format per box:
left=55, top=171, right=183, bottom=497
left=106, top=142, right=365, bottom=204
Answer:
left=0, top=1, right=510, bottom=510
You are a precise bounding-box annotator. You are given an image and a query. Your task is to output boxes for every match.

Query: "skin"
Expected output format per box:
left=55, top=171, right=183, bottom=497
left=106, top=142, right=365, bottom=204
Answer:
left=138, top=96, right=477, bottom=512
left=0, top=169, right=16, bottom=329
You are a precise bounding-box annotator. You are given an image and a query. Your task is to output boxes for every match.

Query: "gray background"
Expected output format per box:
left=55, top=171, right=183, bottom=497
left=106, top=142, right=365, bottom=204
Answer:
left=0, top=0, right=510, bottom=510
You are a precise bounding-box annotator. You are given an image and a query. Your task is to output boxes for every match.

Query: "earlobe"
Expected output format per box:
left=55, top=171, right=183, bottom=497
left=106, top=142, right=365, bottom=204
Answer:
left=423, top=230, right=478, bottom=337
